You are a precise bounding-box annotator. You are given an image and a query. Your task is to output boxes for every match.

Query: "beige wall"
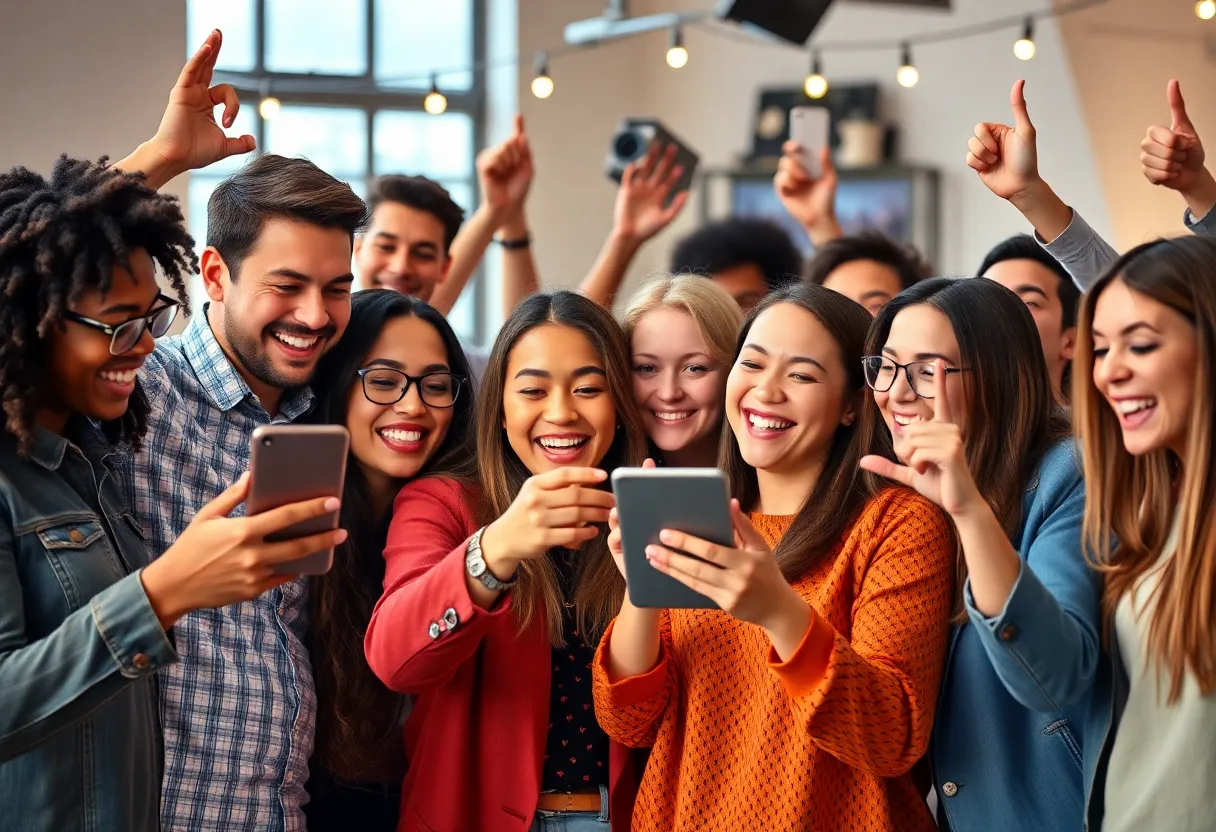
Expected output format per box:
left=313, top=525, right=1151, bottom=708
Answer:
left=520, top=0, right=1112, bottom=302
left=0, top=0, right=187, bottom=202
left=1056, top=0, right=1215, bottom=248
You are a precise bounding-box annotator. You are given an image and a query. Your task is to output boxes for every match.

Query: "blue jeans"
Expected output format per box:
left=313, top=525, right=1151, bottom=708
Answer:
left=529, top=786, right=610, bottom=831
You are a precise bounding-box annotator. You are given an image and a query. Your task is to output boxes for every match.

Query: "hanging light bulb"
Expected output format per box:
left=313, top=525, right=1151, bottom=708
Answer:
left=1014, top=18, right=1036, bottom=61
left=804, top=51, right=828, bottom=100
left=531, top=52, right=554, bottom=99
left=1198, top=0, right=1216, bottom=20
left=424, top=75, right=448, bottom=115
left=897, top=43, right=919, bottom=88
left=257, top=79, right=280, bottom=120
left=666, top=26, right=689, bottom=69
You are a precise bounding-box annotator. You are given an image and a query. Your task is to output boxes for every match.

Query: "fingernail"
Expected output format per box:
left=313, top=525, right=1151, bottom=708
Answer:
left=334, top=529, right=348, bottom=543
left=645, top=545, right=660, bottom=558
left=324, top=498, right=340, bottom=511
left=593, top=469, right=607, bottom=479
left=659, top=530, right=676, bottom=544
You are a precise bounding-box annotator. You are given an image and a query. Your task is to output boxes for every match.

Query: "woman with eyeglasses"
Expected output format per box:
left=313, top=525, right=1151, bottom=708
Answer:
left=858, top=277, right=1101, bottom=832
left=304, top=289, right=476, bottom=832
left=0, top=159, right=348, bottom=832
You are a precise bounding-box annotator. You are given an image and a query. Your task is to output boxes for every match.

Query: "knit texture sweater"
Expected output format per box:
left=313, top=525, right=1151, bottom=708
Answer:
left=592, top=487, right=955, bottom=832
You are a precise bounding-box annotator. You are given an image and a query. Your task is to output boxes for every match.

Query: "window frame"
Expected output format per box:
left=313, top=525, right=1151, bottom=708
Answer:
left=197, top=0, right=489, bottom=344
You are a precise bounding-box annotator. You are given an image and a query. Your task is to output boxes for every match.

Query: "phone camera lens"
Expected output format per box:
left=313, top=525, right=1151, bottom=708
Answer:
left=262, top=438, right=272, bottom=447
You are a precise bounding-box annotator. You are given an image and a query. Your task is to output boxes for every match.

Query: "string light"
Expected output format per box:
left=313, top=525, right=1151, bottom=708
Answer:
left=257, top=80, right=279, bottom=119
left=1199, top=0, right=1216, bottom=20
left=531, top=52, right=554, bottom=99
left=666, top=26, right=689, bottom=69
left=423, top=74, right=447, bottom=115
left=896, top=43, right=919, bottom=88
left=1013, top=18, right=1036, bottom=60
left=804, top=51, right=828, bottom=99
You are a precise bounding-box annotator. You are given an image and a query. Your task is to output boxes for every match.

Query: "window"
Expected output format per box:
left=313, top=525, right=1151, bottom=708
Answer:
left=185, top=0, right=485, bottom=343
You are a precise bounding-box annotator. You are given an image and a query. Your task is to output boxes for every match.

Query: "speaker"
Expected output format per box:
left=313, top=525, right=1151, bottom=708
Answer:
left=716, top=0, right=836, bottom=45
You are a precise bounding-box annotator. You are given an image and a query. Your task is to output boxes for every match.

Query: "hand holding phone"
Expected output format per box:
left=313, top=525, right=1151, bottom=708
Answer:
left=789, top=106, right=830, bottom=179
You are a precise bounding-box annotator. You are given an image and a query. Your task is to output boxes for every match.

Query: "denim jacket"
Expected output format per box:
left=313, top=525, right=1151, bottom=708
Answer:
left=931, top=440, right=1104, bottom=832
left=0, top=421, right=176, bottom=832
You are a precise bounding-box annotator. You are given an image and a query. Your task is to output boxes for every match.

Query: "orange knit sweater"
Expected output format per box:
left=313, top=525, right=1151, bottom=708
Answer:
left=592, top=487, right=955, bottom=832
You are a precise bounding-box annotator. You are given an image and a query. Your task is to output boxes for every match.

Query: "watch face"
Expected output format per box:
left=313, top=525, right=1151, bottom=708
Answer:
left=468, top=557, right=487, bottom=578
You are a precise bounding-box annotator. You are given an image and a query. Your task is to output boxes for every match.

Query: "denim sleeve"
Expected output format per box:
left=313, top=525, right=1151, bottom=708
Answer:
left=963, top=464, right=1102, bottom=712
left=0, top=519, right=176, bottom=762
left=1037, top=210, right=1120, bottom=293
left=1184, top=206, right=1216, bottom=237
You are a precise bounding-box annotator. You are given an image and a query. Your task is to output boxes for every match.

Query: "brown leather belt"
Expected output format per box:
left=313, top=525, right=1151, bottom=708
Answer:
left=536, top=791, right=601, bottom=813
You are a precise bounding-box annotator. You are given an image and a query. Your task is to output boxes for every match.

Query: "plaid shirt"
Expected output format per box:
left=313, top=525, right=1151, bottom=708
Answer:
left=124, top=308, right=316, bottom=831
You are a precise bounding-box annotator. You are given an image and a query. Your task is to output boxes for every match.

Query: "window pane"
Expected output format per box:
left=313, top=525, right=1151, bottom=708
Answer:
left=187, top=0, right=256, bottom=72
left=264, top=106, right=368, bottom=186
left=373, top=111, right=473, bottom=180
left=265, top=0, right=367, bottom=75
left=375, top=0, right=473, bottom=92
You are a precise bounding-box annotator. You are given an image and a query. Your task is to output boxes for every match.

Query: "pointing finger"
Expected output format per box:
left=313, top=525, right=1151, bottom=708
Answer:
left=933, top=358, right=954, bottom=424
left=859, top=454, right=917, bottom=487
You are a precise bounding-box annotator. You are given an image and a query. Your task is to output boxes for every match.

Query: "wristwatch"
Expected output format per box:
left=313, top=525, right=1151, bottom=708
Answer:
left=466, top=527, right=517, bottom=591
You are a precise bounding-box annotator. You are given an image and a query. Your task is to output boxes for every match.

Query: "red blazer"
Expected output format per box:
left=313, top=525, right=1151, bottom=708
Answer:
left=365, top=476, right=638, bottom=832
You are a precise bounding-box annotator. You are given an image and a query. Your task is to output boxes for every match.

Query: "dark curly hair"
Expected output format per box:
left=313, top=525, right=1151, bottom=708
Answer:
left=670, top=218, right=805, bottom=293
left=0, top=155, right=196, bottom=456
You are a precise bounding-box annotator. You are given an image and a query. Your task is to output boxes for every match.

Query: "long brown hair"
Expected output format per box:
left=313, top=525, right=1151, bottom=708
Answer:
left=308, top=290, right=477, bottom=777
left=475, top=291, right=648, bottom=646
left=721, top=283, right=884, bottom=579
left=866, top=277, right=1071, bottom=618
left=1073, top=237, right=1216, bottom=700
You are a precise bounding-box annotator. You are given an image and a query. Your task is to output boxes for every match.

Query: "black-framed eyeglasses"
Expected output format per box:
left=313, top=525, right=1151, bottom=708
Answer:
left=357, top=367, right=465, bottom=408
left=861, top=356, right=967, bottom=400
left=63, top=295, right=180, bottom=355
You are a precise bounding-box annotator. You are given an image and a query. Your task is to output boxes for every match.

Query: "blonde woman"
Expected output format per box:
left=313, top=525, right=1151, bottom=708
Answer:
left=1073, top=235, right=1216, bottom=832
left=622, top=276, right=743, bottom=467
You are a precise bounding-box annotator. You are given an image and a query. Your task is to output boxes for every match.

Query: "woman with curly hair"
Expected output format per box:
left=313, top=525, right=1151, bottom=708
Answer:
left=0, top=156, right=347, bottom=832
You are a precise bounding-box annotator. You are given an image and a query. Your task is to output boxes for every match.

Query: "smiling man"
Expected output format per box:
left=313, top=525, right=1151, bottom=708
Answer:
left=127, top=153, right=368, bottom=831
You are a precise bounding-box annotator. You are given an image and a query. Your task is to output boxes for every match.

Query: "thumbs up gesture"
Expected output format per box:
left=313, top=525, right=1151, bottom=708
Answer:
left=967, top=80, right=1042, bottom=205
left=860, top=360, right=983, bottom=519
left=1141, top=80, right=1216, bottom=219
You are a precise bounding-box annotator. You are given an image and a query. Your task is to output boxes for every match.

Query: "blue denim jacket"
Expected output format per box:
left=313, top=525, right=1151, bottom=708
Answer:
left=931, top=440, right=1104, bottom=832
left=0, top=421, right=176, bottom=832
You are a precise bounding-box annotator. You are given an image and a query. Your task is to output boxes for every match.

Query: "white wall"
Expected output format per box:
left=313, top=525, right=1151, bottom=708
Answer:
left=519, top=0, right=1112, bottom=300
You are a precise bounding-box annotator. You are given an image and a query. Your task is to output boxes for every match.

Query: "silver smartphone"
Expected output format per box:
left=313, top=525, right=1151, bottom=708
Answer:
left=790, top=105, right=830, bottom=178
left=611, top=467, right=733, bottom=610
left=247, top=425, right=349, bottom=575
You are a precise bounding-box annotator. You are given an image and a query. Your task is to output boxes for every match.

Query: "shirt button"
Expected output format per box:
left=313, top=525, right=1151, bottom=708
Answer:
left=444, top=608, right=459, bottom=630
left=133, top=653, right=150, bottom=670
left=942, top=781, right=959, bottom=797
left=69, top=529, right=84, bottom=543
left=428, top=622, right=441, bottom=640
left=1000, top=624, right=1019, bottom=642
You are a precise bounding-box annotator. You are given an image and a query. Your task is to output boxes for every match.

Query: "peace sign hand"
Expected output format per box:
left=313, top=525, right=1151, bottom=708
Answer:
left=860, top=359, right=984, bottom=518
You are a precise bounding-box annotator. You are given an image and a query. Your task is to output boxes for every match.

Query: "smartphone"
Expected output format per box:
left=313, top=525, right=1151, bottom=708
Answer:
left=247, top=425, right=349, bottom=575
left=789, top=105, right=830, bottom=178
left=605, top=118, right=700, bottom=208
left=611, top=467, right=733, bottom=610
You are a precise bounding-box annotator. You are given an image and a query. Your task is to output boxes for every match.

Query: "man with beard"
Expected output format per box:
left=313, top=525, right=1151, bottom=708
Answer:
left=115, top=32, right=368, bottom=831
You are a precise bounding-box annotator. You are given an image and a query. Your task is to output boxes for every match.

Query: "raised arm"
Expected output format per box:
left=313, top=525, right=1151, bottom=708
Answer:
left=775, top=141, right=842, bottom=247
left=577, top=143, right=688, bottom=309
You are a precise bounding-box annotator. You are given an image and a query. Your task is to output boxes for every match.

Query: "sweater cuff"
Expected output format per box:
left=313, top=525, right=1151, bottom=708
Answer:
left=594, top=619, right=670, bottom=709
left=766, top=605, right=836, bottom=699
left=1185, top=205, right=1216, bottom=236
left=92, top=570, right=178, bottom=679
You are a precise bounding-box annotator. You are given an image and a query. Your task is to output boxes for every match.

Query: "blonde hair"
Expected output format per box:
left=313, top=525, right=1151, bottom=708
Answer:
left=622, top=274, right=743, bottom=366
left=1073, top=236, right=1216, bottom=701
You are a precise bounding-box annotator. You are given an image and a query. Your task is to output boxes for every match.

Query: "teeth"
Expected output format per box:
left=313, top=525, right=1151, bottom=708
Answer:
left=893, top=414, right=922, bottom=426
left=654, top=411, right=693, bottom=422
left=381, top=429, right=423, bottom=442
left=273, top=332, right=319, bottom=350
left=748, top=413, right=793, bottom=431
left=1117, top=398, right=1157, bottom=415
left=99, top=369, right=138, bottom=384
left=539, top=437, right=588, bottom=449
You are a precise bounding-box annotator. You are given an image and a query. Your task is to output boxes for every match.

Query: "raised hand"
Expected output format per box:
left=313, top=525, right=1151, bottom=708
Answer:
left=147, top=30, right=256, bottom=179
left=860, top=359, right=983, bottom=518
left=967, top=80, right=1041, bottom=203
left=478, top=114, right=535, bottom=218
left=607, top=458, right=657, bottom=579
left=775, top=140, right=840, bottom=243
left=478, top=467, right=615, bottom=578
left=140, top=473, right=347, bottom=629
left=1141, top=80, right=1215, bottom=218
left=613, top=143, right=689, bottom=244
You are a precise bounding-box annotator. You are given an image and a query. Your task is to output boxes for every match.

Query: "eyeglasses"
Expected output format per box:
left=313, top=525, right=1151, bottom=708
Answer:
left=861, top=356, right=966, bottom=400
left=63, top=295, right=180, bottom=355
left=357, top=367, right=464, bottom=408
